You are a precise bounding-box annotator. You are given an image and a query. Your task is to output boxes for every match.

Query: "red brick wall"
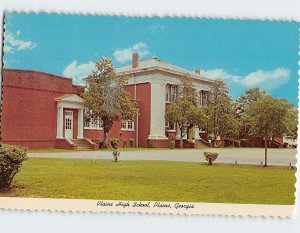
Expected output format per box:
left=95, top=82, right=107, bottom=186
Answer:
left=1, top=69, right=82, bottom=149
left=133, top=83, right=151, bottom=147
left=1, top=69, right=152, bottom=149
left=83, top=83, right=151, bottom=147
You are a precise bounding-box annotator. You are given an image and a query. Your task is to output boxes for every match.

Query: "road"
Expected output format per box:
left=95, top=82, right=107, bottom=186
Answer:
left=28, top=148, right=297, bottom=166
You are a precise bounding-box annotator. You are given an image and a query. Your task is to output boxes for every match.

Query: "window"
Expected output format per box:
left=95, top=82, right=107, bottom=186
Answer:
left=121, top=120, right=134, bottom=130
left=166, top=84, right=177, bottom=102
left=200, top=90, right=209, bottom=106
left=165, top=121, right=176, bottom=131
left=84, top=109, right=103, bottom=129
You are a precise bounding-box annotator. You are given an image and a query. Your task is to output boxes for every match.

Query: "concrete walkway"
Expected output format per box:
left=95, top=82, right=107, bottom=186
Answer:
left=28, top=148, right=297, bottom=166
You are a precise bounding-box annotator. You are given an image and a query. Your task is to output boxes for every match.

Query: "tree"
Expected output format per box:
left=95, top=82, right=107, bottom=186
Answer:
left=285, top=107, right=298, bottom=140
left=82, top=58, right=137, bottom=148
left=235, top=87, right=266, bottom=137
left=246, top=94, right=296, bottom=166
left=206, top=80, right=239, bottom=146
left=165, top=75, right=207, bottom=148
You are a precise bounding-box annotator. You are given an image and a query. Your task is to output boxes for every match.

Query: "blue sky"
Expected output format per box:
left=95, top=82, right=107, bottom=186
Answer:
left=3, top=13, right=299, bottom=105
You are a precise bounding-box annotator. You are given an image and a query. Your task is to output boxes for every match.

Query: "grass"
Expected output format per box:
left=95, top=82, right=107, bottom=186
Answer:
left=0, top=158, right=296, bottom=205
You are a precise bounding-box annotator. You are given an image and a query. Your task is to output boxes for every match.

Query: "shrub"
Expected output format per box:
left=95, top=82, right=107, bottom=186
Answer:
left=239, top=139, right=249, bottom=147
left=170, top=140, right=175, bottom=149
left=112, top=149, right=120, bottom=162
left=224, top=139, right=231, bottom=147
left=110, top=138, right=119, bottom=149
left=0, top=144, right=27, bottom=190
left=234, top=140, right=241, bottom=147
left=122, top=140, right=127, bottom=148
left=203, top=152, right=219, bottom=165
left=129, top=138, right=135, bottom=147
left=99, top=140, right=104, bottom=149
left=147, top=139, right=154, bottom=148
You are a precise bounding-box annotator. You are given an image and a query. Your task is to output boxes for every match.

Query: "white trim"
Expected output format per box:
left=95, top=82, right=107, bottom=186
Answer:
left=121, top=120, right=135, bottom=131
left=64, top=110, right=74, bottom=139
left=77, top=109, right=84, bottom=139
left=84, top=127, right=103, bottom=131
left=56, top=106, right=64, bottom=139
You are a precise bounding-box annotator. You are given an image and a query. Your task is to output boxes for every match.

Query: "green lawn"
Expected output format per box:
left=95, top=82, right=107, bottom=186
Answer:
left=0, top=158, right=296, bottom=205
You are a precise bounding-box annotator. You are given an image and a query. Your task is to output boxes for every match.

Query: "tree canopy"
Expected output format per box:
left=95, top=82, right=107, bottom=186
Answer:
left=245, top=94, right=297, bottom=166
left=82, top=58, right=137, bottom=148
left=236, top=87, right=266, bottom=137
left=165, top=75, right=207, bottom=148
left=206, top=80, right=239, bottom=142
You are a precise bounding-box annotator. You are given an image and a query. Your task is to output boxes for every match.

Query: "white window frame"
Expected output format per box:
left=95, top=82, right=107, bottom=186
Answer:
left=200, top=90, right=208, bottom=107
left=84, top=109, right=103, bottom=130
left=166, top=85, right=170, bottom=102
left=121, top=120, right=134, bottom=131
left=165, top=121, right=176, bottom=132
left=166, top=84, right=177, bottom=102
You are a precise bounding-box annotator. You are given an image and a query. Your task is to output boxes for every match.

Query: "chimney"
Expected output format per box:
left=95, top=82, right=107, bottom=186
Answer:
left=132, top=52, right=139, bottom=68
left=195, top=69, right=200, bottom=75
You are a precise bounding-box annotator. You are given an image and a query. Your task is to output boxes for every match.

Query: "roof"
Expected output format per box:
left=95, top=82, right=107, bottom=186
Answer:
left=116, top=57, right=213, bottom=83
left=2, top=68, right=73, bottom=81
left=54, top=94, right=84, bottom=103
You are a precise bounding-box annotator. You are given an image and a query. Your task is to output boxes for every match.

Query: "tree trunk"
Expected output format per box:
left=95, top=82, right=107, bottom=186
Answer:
left=208, top=159, right=212, bottom=165
left=180, top=127, right=184, bottom=149
left=103, top=130, right=109, bottom=148
left=102, top=117, right=113, bottom=149
left=264, top=137, right=268, bottom=167
left=180, top=138, right=183, bottom=149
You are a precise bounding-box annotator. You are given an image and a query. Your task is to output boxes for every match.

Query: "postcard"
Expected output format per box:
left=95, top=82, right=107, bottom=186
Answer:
left=0, top=13, right=298, bottom=217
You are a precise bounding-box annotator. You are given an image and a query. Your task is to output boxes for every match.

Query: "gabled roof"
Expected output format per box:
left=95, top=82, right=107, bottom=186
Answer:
left=54, top=94, right=84, bottom=103
left=116, top=57, right=213, bottom=83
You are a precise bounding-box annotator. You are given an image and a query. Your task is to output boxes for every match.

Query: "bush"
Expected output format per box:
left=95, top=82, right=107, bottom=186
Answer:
left=203, top=152, right=219, bottom=165
left=0, top=144, right=27, bottom=190
left=110, top=138, right=119, bottom=148
left=122, top=140, right=127, bottom=148
left=239, top=139, right=249, bottom=147
left=112, top=149, right=120, bottom=162
left=99, top=140, right=104, bottom=149
left=224, top=139, right=231, bottom=147
left=170, top=140, right=175, bottom=149
left=129, top=138, right=135, bottom=147
left=147, top=139, right=154, bottom=148
left=234, top=140, right=241, bottom=147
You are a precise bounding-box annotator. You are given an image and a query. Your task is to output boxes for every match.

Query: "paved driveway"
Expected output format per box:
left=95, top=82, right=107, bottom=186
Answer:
left=28, top=148, right=297, bottom=166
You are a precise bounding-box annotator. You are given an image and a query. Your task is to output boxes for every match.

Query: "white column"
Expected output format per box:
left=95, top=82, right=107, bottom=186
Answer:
left=56, top=106, right=64, bottom=139
left=77, top=109, right=84, bottom=139
left=148, top=79, right=168, bottom=139
left=194, top=127, right=200, bottom=139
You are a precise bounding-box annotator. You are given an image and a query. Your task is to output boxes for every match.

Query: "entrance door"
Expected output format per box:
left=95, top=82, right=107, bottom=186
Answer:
left=64, top=111, right=73, bottom=139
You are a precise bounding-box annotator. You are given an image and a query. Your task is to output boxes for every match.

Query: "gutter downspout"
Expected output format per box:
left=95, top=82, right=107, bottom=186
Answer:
left=134, top=80, right=139, bottom=147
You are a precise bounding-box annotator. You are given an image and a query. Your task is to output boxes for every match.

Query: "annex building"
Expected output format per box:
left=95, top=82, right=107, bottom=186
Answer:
left=1, top=53, right=213, bottom=150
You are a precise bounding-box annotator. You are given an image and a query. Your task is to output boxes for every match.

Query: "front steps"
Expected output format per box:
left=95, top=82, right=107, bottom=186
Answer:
left=71, top=139, right=93, bottom=151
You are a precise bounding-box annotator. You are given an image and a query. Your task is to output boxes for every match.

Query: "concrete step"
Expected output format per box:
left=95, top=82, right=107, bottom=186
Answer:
left=71, top=139, right=93, bottom=150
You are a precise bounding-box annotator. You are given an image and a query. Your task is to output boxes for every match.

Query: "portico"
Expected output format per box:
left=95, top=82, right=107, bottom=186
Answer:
left=55, top=94, right=85, bottom=140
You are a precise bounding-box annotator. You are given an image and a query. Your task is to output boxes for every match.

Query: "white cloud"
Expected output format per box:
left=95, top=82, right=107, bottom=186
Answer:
left=202, top=68, right=290, bottom=90
left=4, top=31, right=37, bottom=53
left=113, top=42, right=150, bottom=64
left=201, top=69, right=239, bottom=81
left=63, top=60, right=95, bottom=84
